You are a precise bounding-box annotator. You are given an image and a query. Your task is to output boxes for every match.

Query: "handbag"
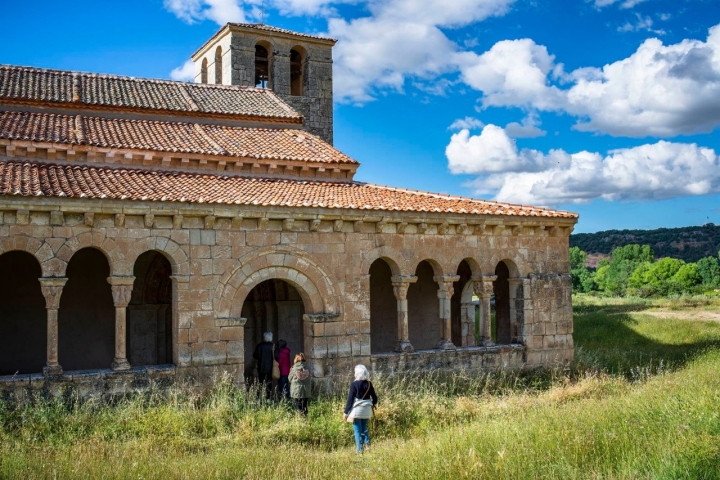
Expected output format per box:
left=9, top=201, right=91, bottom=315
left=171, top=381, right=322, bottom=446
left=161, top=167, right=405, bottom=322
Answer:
left=346, top=381, right=373, bottom=423
left=271, top=345, right=281, bottom=380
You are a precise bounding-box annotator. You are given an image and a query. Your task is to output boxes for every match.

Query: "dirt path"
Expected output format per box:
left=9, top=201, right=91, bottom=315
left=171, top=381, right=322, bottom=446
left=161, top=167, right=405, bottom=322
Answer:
left=638, top=309, right=720, bottom=322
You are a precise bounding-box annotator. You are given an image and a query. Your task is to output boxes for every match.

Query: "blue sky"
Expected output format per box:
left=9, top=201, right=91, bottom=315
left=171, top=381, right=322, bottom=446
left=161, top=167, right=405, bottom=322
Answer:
left=2, top=0, right=719, bottom=233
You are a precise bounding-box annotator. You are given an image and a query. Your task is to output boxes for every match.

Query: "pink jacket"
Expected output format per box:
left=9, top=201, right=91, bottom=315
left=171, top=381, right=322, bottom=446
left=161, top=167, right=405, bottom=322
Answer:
left=278, top=347, right=291, bottom=376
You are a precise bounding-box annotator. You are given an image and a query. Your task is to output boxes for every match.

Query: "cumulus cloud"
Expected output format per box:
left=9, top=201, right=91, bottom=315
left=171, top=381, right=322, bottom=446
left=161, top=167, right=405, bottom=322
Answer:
left=328, top=0, right=516, bottom=102
left=457, top=23, right=720, bottom=137
left=164, top=0, right=251, bottom=24
left=617, top=13, right=665, bottom=34
left=456, top=38, right=566, bottom=111
left=447, top=125, right=720, bottom=205
left=504, top=113, right=546, bottom=138
left=170, top=59, right=195, bottom=81
left=448, top=116, right=485, bottom=131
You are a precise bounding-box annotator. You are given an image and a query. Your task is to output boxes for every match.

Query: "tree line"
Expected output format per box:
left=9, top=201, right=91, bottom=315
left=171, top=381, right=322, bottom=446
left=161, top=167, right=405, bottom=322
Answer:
left=570, top=223, right=720, bottom=264
left=570, top=244, right=720, bottom=296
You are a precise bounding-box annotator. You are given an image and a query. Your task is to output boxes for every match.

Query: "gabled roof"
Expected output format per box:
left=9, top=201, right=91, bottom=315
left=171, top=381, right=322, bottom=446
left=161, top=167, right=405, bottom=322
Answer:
left=0, top=160, right=578, bottom=218
left=0, top=110, right=354, bottom=164
left=0, top=65, right=302, bottom=123
left=227, top=23, right=337, bottom=43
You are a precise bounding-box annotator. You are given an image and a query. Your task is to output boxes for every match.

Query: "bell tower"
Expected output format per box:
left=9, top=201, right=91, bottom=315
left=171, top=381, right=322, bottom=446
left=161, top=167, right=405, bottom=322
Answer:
left=191, top=23, right=336, bottom=145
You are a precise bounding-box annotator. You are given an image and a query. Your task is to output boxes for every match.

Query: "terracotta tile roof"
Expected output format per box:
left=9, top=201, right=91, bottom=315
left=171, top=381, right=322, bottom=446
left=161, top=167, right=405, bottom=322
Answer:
left=0, top=110, right=356, bottom=164
left=226, top=23, right=337, bottom=42
left=0, top=65, right=301, bottom=122
left=0, top=160, right=578, bottom=218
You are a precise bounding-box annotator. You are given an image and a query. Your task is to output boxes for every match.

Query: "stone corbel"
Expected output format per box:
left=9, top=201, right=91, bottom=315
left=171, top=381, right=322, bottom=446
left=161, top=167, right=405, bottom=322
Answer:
left=438, top=221, right=448, bottom=235
left=354, top=220, right=364, bottom=233
left=397, top=222, right=408, bottom=234
left=457, top=223, right=468, bottom=235
left=84, top=212, right=94, bottom=227
left=258, top=217, right=268, bottom=230
left=231, top=216, right=243, bottom=229
left=115, top=213, right=125, bottom=227
left=50, top=211, right=64, bottom=226
left=204, top=215, right=216, bottom=230
left=283, top=218, right=295, bottom=231
left=418, top=222, right=428, bottom=234
left=333, top=219, right=343, bottom=232
left=376, top=218, right=387, bottom=233
left=310, top=219, right=321, bottom=231
left=144, top=214, right=154, bottom=229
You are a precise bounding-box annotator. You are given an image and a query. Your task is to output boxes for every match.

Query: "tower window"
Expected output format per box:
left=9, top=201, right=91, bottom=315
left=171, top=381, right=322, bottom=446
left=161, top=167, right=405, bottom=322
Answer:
left=201, top=58, right=208, bottom=84
left=290, top=48, right=304, bottom=96
left=214, top=46, right=223, bottom=85
left=255, top=45, right=270, bottom=88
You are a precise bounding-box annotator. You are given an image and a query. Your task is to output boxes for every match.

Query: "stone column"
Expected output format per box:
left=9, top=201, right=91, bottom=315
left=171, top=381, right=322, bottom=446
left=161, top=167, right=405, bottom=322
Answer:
left=508, top=277, right=531, bottom=343
left=108, top=276, right=135, bottom=371
left=391, top=275, right=417, bottom=353
left=434, top=275, right=460, bottom=350
left=40, top=278, right=68, bottom=376
left=473, top=275, right=497, bottom=346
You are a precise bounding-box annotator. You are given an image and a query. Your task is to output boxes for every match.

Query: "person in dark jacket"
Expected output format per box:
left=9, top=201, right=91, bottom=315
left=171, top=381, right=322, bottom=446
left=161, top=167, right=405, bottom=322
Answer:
left=342, top=364, right=378, bottom=454
left=288, top=353, right=311, bottom=416
left=253, top=331, right=274, bottom=399
left=275, top=339, right=291, bottom=400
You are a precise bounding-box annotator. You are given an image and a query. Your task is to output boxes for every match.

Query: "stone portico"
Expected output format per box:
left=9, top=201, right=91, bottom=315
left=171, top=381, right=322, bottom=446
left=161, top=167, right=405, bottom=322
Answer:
left=0, top=24, right=577, bottom=402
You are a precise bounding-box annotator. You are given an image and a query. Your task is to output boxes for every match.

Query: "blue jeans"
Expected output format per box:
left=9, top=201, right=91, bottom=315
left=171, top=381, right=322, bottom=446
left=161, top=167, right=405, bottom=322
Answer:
left=277, top=376, right=290, bottom=399
left=352, top=418, right=370, bottom=452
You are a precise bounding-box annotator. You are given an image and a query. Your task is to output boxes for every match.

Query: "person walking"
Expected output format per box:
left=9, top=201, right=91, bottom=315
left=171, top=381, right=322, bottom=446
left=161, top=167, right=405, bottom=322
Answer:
left=342, top=364, right=378, bottom=454
left=253, top=331, right=274, bottom=399
left=276, top=339, right=291, bottom=400
left=288, top=353, right=311, bottom=416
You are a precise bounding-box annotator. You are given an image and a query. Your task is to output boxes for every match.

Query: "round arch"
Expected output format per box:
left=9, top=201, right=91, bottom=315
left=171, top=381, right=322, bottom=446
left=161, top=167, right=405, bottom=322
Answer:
left=55, top=232, right=126, bottom=277
left=360, top=246, right=405, bottom=276
left=483, top=256, right=524, bottom=278
left=125, top=237, right=189, bottom=276
left=215, top=247, right=339, bottom=319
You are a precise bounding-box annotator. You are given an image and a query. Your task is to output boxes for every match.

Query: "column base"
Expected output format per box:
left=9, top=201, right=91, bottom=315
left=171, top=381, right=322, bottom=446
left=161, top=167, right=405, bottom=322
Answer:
left=111, top=359, right=132, bottom=371
left=394, top=341, right=414, bottom=353
left=43, top=364, right=63, bottom=376
left=479, top=339, right=495, bottom=347
left=437, top=340, right=456, bottom=350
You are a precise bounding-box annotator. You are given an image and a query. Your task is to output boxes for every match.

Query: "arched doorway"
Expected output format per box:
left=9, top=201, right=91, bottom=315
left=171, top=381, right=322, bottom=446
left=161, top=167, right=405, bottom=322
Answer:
left=241, top=279, right=305, bottom=380
left=59, top=247, right=115, bottom=371
left=408, top=260, right=440, bottom=350
left=450, top=260, right=473, bottom=347
left=494, top=261, right=511, bottom=344
left=369, top=258, right=396, bottom=354
left=0, top=251, right=46, bottom=375
left=128, top=251, right=173, bottom=366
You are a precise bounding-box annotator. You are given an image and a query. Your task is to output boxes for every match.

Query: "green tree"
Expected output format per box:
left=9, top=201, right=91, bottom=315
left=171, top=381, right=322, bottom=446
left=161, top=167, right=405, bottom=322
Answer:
left=671, top=263, right=701, bottom=290
left=611, top=244, right=654, bottom=263
left=643, top=257, right=684, bottom=295
left=627, top=262, right=652, bottom=289
left=569, top=247, right=587, bottom=270
left=696, top=256, right=720, bottom=287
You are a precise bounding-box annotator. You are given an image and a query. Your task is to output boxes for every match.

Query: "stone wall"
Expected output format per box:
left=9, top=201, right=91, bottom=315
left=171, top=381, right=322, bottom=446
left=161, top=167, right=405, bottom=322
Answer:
left=0, top=196, right=575, bottom=400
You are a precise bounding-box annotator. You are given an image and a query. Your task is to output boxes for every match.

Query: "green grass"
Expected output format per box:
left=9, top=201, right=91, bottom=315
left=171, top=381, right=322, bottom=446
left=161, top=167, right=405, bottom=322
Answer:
left=2, top=297, right=720, bottom=479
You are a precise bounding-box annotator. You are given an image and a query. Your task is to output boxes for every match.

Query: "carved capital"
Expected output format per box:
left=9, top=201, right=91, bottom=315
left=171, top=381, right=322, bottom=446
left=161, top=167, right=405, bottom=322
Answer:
left=434, top=275, right=460, bottom=299
left=39, top=278, right=68, bottom=310
left=107, top=276, right=135, bottom=308
left=391, top=275, right=418, bottom=300
left=472, top=275, right=498, bottom=297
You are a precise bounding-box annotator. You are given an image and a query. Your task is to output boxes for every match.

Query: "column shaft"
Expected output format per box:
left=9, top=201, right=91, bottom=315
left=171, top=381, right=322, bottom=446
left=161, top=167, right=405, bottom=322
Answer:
left=391, top=275, right=417, bottom=353
left=473, top=275, right=497, bottom=347
left=434, top=275, right=459, bottom=350
left=108, top=276, right=135, bottom=371
left=39, top=278, right=68, bottom=376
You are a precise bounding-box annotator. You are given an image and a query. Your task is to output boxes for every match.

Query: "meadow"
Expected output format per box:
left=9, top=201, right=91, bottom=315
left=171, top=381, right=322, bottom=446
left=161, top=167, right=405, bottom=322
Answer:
left=2, top=295, right=720, bottom=479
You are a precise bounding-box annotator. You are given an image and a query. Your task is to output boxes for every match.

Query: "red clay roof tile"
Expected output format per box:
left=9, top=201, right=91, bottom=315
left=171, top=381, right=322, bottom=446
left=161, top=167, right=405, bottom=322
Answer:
left=0, top=110, right=357, bottom=164
left=0, top=161, right=578, bottom=218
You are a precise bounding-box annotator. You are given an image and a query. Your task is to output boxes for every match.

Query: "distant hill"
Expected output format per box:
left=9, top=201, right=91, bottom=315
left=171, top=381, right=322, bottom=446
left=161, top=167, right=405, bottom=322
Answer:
left=570, top=224, right=720, bottom=264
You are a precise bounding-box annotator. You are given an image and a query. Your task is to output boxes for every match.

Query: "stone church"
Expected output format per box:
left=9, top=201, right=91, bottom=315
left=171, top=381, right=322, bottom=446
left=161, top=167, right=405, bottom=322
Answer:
left=0, top=23, right=577, bottom=400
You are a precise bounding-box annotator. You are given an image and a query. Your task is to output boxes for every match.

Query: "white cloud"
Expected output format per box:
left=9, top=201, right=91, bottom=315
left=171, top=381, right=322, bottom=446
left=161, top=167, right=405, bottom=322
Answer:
left=273, top=0, right=357, bottom=16
left=448, top=125, right=720, bottom=205
left=328, top=0, right=516, bottom=102
left=457, top=23, right=720, bottom=137
left=170, top=60, right=196, bottom=81
left=456, top=38, right=566, bottom=111
left=566, top=25, right=720, bottom=136
left=617, top=13, right=664, bottom=34
left=592, top=0, right=650, bottom=9
left=504, top=112, right=546, bottom=138
left=445, top=125, right=561, bottom=174
left=164, top=0, right=250, bottom=25
left=448, top=116, right=485, bottom=131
